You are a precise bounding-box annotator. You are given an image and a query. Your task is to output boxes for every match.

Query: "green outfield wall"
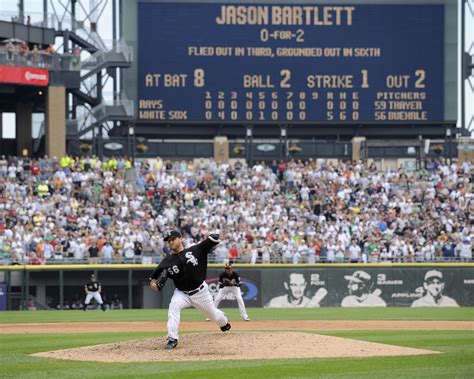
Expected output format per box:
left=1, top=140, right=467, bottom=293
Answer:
left=0, top=264, right=473, bottom=310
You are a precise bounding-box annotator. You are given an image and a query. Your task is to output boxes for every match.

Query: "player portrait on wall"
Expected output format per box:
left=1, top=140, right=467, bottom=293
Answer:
left=341, top=270, right=386, bottom=307
left=265, top=272, right=327, bottom=308
left=411, top=270, right=459, bottom=307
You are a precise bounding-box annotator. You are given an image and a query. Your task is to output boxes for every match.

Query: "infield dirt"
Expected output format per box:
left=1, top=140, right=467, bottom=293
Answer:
left=31, top=331, right=440, bottom=362
left=1, top=320, right=471, bottom=334
left=4, top=320, right=469, bottom=362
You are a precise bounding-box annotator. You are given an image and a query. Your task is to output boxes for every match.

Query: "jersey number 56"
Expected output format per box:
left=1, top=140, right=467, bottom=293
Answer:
left=167, top=265, right=180, bottom=275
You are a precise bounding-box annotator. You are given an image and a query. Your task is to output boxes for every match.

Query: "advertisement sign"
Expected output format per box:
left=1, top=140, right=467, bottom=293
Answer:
left=386, top=268, right=418, bottom=307
left=260, top=267, right=472, bottom=307
left=459, top=268, right=474, bottom=306
left=155, top=266, right=473, bottom=308
left=0, top=65, right=49, bottom=86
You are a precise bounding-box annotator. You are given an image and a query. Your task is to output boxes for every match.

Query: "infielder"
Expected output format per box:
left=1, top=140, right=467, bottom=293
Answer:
left=149, top=230, right=231, bottom=350
left=83, top=274, right=106, bottom=311
left=214, top=264, right=250, bottom=321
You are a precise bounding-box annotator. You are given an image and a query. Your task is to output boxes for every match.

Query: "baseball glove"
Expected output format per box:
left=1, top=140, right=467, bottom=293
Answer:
left=150, top=271, right=168, bottom=292
left=209, top=233, right=220, bottom=241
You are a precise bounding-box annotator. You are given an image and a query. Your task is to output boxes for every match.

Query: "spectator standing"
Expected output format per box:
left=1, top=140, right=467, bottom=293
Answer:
left=348, top=240, right=361, bottom=263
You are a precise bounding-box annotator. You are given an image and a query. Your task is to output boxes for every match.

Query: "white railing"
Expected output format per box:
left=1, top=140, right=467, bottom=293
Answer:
left=90, top=92, right=134, bottom=122
left=1, top=255, right=472, bottom=267
left=0, top=49, right=81, bottom=71
left=0, top=49, right=55, bottom=70
left=80, top=39, right=133, bottom=72
left=112, top=39, right=133, bottom=62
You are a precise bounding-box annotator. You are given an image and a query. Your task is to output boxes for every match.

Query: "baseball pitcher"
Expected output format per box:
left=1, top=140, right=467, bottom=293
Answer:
left=149, top=230, right=231, bottom=350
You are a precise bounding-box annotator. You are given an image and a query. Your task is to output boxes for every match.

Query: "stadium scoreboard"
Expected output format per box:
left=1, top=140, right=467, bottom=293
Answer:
left=138, top=3, right=444, bottom=123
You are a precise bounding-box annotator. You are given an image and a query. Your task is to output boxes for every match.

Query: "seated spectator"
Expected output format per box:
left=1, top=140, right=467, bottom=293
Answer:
left=111, top=294, right=123, bottom=310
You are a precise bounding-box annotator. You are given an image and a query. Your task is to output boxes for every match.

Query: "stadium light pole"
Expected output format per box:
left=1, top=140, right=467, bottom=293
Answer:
left=280, top=125, right=287, bottom=161
left=18, top=0, right=24, bottom=24
left=246, top=125, right=253, bottom=167
left=43, top=0, right=48, bottom=27
left=460, top=0, right=474, bottom=131
left=129, top=124, right=135, bottom=164
left=446, top=126, right=452, bottom=164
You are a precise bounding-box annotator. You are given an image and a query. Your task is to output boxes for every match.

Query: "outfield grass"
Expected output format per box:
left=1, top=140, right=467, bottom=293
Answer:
left=0, top=307, right=473, bottom=323
left=0, top=308, right=473, bottom=378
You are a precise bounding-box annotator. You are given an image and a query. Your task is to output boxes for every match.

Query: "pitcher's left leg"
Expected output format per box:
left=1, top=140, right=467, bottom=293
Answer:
left=191, top=283, right=229, bottom=329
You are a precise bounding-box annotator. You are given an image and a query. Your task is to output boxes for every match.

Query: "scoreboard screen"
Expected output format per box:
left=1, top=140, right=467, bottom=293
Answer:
left=137, top=2, right=444, bottom=123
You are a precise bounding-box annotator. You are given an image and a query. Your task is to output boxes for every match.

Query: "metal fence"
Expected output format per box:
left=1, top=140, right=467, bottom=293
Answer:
left=0, top=49, right=80, bottom=71
left=1, top=255, right=472, bottom=267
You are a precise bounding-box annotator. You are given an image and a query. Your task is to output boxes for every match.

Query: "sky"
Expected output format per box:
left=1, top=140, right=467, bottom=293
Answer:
left=0, top=0, right=473, bottom=137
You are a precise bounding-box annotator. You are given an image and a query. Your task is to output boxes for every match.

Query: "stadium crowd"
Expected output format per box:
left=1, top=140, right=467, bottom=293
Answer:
left=0, top=154, right=472, bottom=265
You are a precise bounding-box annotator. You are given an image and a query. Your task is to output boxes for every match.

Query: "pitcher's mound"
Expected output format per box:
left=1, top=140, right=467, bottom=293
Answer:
left=32, top=332, right=438, bottom=362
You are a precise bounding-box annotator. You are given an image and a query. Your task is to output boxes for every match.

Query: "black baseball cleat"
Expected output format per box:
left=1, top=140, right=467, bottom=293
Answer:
left=165, top=338, right=178, bottom=349
left=220, top=323, right=231, bottom=332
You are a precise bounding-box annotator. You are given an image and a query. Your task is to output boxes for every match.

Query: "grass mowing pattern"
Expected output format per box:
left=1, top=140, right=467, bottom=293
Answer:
left=0, top=307, right=473, bottom=323
left=0, top=308, right=473, bottom=378
left=0, top=331, right=472, bottom=379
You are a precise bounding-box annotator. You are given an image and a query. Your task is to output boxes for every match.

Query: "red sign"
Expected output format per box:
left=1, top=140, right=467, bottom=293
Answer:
left=0, top=65, right=49, bottom=86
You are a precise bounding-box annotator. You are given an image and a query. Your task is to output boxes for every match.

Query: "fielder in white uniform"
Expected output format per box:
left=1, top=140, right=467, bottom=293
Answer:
left=83, top=274, right=106, bottom=311
left=214, top=264, right=250, bottom=321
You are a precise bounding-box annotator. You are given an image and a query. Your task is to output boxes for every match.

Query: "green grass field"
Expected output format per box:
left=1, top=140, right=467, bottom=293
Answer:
left=0, top=308, right=473, bottom=379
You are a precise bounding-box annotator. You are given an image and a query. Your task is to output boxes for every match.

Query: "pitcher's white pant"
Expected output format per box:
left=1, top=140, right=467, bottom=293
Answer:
left=84, top=292, right=103, bottom=304
left=168, top=282, right=228, bottom=341
left=214, top=286, right=249, bottom=320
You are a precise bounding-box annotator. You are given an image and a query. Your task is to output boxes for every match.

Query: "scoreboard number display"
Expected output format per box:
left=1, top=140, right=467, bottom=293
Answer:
left=138, top=3, right=444, bottom=123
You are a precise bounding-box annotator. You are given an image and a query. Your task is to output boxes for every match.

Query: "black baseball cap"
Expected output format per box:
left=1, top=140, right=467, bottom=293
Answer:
left=164, top=230, right=182, bottom=242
